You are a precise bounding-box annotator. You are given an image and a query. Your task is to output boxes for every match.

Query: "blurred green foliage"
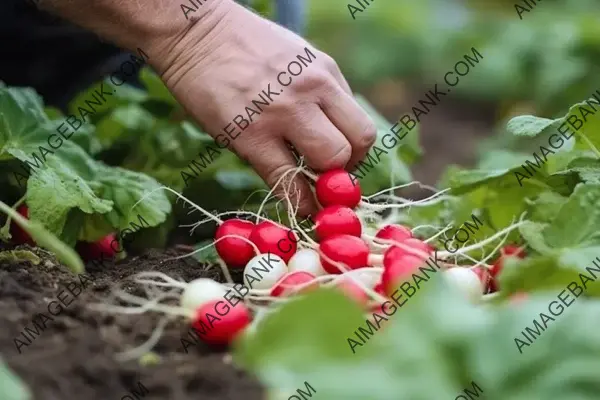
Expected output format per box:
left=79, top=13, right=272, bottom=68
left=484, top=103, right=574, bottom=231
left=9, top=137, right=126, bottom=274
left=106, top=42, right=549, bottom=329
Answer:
left=307, top=0, right=600, bottom=116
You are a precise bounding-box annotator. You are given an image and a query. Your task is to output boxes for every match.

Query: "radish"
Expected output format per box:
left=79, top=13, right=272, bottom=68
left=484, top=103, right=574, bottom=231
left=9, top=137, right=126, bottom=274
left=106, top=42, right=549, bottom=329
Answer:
left=381, top=254, right=426, bottom=296
left=9, top=204, right=35, bottom=246
left=270, top=271, right=318, bottom=297
left=490, top=245, right=526, bottom=290
left=76, top=233, right=117, bottom=262
left=215, top=219, right=255, bottom=268
left=314, top=205, right=361, bottom=240
left=335, top=277, right=370, bottom=307
left=374, top=224, right=412, bottom=244
left=249, top=221, right=297, bottom=263
left=373, top=282, right=386, bottom=297
left=443, top=267, right=484, bottom=302
left=315, top=169, right=361, bottom=209
left=180, top=278, right=229, bottom=310
left=192, top=299, right=252, bottom=345
left=243, top=253, right=288, bottom=290
left=472, top=266, right=492, bottom=294
left=287, top=248, right=327, bottom=276
left=509, top=292, right=528, bottom=304
left=383, top=239, right=432, bottom=268
left=319, top=235, right=370, bottom=274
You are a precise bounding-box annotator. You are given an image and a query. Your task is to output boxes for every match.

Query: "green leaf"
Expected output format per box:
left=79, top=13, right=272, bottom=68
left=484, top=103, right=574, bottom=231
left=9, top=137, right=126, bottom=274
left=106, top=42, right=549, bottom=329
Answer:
left=0, top=358, right=32, bottom=400
left=506, top=115, right=557, bottom=137
left=139, top=68, right=178, bottom=106
left=0, top=250, right=41, bottom=265
left=90, top=164, right=172, bottom=233
left=500, top=249, right=600, bottom=298
left=0, top=200, right=84, bottom=274
left=236, top=277, right=600, bottom=399
left=525, top=191, right=568, bottom=224
left=542, top=183, right=600, bottom=248
left=215, top=170, right=264, bottom=191
left=26, top=157, right=113, bottom=237
left=192, top=239, right=220, bottom=263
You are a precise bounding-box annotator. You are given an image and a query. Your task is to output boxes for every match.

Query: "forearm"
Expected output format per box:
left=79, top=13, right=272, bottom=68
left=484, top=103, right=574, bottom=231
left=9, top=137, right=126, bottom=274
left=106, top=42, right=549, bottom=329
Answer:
left=38, top=0, right=234, bottom=70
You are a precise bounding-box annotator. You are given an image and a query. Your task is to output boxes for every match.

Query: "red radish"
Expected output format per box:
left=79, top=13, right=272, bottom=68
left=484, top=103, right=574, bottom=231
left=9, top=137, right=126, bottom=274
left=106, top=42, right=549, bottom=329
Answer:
left=335, top=277, right=370, bottom=307
left=319, top=235, right=369, bottom=274
left=314, top=205, right=361, bottom=240
left=315, top=169, right=361, bottom=209
left=288, top=248, right=327, bottom=276
left=510, top=292, right=528, bottom=304
left=383, top=238, right=432, bottom=268
left=180, top=278, right=228, bottom=310
left=249, top=221, right=297, bottom=263
left=215, top=219, right=255, bottom=268
left=490, top=245, right=526, bottom=290
left=381, top=255, right=426, bottom=296
left=472, top=266, right=492, bottom=294
left=443, top=267, right=484, bottom=302
left=502, top=244, right=526, bottom=258
left=375, top=224, right=412, bottom=244
left=270, top=271, right=318, bottom=297
left=76, top=233, right=117, bottom=262
left=243, top=253, right=288, bottom=290
left=192, top=299, right=252, bottom=345
left=373, top=282, right=386, bottom=297
left=9, top=205, right=35, bottom=246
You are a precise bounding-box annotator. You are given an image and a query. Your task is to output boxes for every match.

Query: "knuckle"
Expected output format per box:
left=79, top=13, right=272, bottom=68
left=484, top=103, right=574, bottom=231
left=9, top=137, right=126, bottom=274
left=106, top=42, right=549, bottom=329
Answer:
left=323, top=143, right=352, bottom=170
left=322, top=54, right=338, bottom=70
left=359, top=119, right=378, bottom=149
left=265, top=163, right=294, bottom=188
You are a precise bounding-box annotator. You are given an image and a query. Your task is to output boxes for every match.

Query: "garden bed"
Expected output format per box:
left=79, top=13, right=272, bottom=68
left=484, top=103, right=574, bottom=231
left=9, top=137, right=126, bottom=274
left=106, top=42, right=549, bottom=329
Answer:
left=0, top=246, right=264, bottom=400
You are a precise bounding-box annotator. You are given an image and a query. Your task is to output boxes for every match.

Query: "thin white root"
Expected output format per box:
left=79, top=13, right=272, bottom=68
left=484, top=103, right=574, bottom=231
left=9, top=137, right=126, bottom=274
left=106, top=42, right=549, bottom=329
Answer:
left=133, top=272, right=188, bottom=289
left=88, top=291, right=182, bottom=316
left=412, top=224, right=444, bottom=233
left=363, top=233, right=431, bottom=260
left=215, top=257, right=234, bottom=284
left=472, top=223, right=513, bottom=268
left=300, top=167, right=319, bottom=182
left=423, top=224, right=453, bottom=244
left=115, top=315, right=176, bottom=362
left=436, top=219, right=527, bottom=259
left=242, top=189, right=271, bottom=210
left=110, top=289, right=191, bottom=317
left=255, top=166, right=306, bottom=223
left=359, top=189, right=451, bottom=210
left=364, top=181, right=439, bottom=200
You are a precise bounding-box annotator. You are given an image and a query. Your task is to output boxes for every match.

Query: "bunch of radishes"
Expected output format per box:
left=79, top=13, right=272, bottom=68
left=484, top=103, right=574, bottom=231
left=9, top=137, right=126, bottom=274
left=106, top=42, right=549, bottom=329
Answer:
left=8, top=204, right=118, bottom=261
left=91, top=167, right=528, bottom=355
left=163, top=169, right=526, bottom=344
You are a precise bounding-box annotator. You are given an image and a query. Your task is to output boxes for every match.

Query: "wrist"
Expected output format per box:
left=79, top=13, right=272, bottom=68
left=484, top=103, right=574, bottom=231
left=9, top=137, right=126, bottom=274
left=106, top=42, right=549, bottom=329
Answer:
left=144, top=0, right=238, bottom=74
left=41, top=0, right=236, bottom=73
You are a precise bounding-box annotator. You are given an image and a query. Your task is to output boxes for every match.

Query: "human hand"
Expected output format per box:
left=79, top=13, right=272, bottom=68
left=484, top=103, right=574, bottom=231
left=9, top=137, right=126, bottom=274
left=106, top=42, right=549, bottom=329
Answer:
left=148, top=0, right=376, bottom=215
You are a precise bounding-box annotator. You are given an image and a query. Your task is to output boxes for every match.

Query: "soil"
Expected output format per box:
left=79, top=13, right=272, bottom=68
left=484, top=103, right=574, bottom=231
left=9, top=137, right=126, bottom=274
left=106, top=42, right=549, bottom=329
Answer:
left=0, top=244, right=265, bottom=400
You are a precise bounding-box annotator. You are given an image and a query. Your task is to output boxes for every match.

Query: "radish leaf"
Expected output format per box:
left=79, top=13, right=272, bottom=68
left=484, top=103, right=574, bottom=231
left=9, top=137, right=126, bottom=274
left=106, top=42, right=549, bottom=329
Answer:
left=0, top=358, right=31, bottom=400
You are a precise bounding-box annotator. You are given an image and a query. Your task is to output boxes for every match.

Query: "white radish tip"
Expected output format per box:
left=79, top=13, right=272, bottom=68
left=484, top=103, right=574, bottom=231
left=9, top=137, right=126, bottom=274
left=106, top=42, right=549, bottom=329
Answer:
left=288, top=248, right=327, bottom=276
left=443, top=268, right=484, bottom=303
left=180, top=278, right=228, bottom=311
left=243, top=253, right=288, bottom=290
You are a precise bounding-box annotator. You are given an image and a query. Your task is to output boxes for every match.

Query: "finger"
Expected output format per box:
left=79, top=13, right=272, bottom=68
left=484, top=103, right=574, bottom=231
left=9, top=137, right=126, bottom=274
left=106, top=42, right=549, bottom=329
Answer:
left=245, top=138, right=318, bottom=217
left=322, top=54, right=353, bottom=95
left=284, top=106, right=352, bottom=172
left=320, top=87, right=377, bottom=170
left=331, top=65, right=353, bottom=95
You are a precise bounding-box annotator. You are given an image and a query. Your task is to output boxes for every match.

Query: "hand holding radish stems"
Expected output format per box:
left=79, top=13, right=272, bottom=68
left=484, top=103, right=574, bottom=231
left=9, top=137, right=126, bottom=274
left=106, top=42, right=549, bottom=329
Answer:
left=95, top=167, right=527, bottom=358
